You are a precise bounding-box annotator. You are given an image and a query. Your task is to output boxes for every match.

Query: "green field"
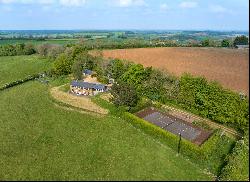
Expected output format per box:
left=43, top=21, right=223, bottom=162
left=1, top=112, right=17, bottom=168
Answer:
left=0, top=81, right=213, bottom=180
left=0, top=55, right=52, bottom=87
left=0, top=39, right=78, bottom=45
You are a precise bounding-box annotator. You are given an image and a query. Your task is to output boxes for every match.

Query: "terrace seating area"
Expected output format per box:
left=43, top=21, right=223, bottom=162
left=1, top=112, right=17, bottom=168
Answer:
left=70, top=80, right=107, bottom=96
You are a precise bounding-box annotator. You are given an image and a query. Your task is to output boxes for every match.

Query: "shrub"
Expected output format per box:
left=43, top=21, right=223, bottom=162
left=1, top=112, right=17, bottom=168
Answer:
left=177, top=74, right=249, bottom=131
left=0, top=43, right=36, bottom=56
left=219, top=135, right=249, bottom=181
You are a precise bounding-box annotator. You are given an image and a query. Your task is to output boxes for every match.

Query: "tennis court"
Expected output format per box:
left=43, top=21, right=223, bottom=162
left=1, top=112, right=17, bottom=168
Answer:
left=136, top=107, right=212, bottom=145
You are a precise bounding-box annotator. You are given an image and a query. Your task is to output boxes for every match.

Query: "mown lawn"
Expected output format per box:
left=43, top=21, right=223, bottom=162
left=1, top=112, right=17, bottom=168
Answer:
left=0, top=81, right=213, bottom=180
left=0, top=55, right=52, bottom=87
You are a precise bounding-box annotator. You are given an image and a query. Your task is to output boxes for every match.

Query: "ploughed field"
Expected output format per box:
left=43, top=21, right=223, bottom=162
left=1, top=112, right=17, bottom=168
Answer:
left=103, top=47, right=249, bottom=95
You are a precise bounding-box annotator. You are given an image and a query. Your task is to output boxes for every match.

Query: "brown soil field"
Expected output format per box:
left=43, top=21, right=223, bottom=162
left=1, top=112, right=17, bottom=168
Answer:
left=103, top=47, right=249, bottom=95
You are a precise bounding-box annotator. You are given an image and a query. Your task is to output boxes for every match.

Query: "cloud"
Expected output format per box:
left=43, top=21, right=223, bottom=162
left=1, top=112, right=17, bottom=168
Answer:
left=179, top=1, right=197, bottom=9
left=160, top=3, right=169, bottom=11
left=0, top=0, right=37, bottom=4
left=210, top=5, right=227, bottom=13
left=116, top=0, right=146, bottom=7
left=0, top=0, right=87, bottom=7
left=59, top=0, right=86, bottom=7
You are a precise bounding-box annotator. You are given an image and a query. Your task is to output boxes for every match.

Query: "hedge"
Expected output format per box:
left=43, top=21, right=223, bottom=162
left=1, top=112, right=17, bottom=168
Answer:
left=0, top=73, right=40, bottom=91
left=123, top=112, right=235, bottom=175
left=219, top=139, right=249, bottom=181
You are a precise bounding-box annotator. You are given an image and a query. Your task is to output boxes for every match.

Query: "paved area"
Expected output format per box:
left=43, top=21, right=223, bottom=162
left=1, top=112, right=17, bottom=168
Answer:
left=136, top=107, right=212, bottom=145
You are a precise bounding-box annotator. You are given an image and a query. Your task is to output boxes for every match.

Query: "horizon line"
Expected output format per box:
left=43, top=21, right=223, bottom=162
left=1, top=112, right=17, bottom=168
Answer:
left=0, top=29, right=249, bottom=32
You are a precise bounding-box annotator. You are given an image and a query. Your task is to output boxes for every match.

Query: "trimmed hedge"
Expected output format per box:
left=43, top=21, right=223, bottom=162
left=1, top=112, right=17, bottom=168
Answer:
left=123, top=112, right=235, bottom=175
left=0, top=73, right=40, bottom=91
left=219, top=139, right=249, bottom=181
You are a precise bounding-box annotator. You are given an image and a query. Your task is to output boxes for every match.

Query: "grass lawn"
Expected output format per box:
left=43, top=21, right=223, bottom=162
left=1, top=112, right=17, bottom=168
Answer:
left=0, top=81, right=213, bottom=180
left=0, top=55, right=52, bottom=87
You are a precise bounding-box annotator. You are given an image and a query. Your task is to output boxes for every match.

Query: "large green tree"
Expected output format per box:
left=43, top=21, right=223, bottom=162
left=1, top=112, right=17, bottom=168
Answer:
left=233, top=35, right=249, bottom=46
left=140, top=69, right=178, bottom=102
left=221, top=39, right=230, bottom=47
left=106, top=59, right=129, bottom=80
left=110, top=82, right=139, bottom=111
left=201, top=39, right=210, bottom=47
left=120, top=64, right=152, bottom=88
left=54, top=53, right=74, bottom=76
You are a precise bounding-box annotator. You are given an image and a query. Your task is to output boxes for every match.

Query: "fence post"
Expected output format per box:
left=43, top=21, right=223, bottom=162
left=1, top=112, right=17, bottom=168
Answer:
left=178, top=133, right=182, bottom=154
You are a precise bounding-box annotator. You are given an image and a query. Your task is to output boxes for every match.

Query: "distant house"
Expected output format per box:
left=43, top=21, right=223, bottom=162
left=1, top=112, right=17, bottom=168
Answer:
left=108, top=78, right=115, bottom=84
left=70, top=80, right=107, bottom=96
left=235, top=45, right=249, bottom=49
left=83, top=69, right=95, bottom=76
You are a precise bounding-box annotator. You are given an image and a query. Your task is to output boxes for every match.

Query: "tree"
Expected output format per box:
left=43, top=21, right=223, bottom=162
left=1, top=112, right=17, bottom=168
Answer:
left=36, top=43, right=51, bottom=57
left=221, top=39, right=230, bottom=47
left=106, top=59, right=129, bottom=80
left=72, top=59, right=83, bottom=80
left=140, top=69, right=178, bottom=102
left=23, top=43, right=36, bottom=55
left=54, top=53, right=74, bottom=75
left=47, top=45, right=65, bottom=60
left=120, top=64, right=152, bottom=88
left=201, top=39, right=210, bottom=47
left=233, top=35, right=249, bottom=46
left=110, top=82, right=139, bottom=111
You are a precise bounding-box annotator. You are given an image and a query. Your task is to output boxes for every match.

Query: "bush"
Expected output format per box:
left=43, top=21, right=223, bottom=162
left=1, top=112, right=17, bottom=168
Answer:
left=177, top=74, right=249, bottom=131
left=0, top=43, right=36, bottom=56
left=219, top=135, right=249, bottom=181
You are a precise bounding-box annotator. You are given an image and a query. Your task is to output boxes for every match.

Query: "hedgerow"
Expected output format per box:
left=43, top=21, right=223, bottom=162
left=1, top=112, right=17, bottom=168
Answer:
left=0, top=74, right=40, bottom=91
left=219, top=134, right=249, bottom=181
left=176, top=74, right=249, bottom=132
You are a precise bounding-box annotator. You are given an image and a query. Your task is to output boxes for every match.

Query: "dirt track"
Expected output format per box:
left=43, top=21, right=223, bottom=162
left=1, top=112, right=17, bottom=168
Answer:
left=103, top=47, right=249, bottom=95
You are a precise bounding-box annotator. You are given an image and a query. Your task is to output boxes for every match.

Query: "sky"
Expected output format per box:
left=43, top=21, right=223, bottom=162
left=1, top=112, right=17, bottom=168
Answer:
left=0, top=0, right=249, bottom=30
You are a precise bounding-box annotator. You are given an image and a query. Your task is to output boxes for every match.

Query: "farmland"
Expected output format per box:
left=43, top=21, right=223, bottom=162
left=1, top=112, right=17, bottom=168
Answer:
left=103, top=47, right=249, bottom=95
left=0, top=39, right=78, bottom=45
left=0, top=55, right=51, bottom=87
left=0, top=81, right=213, bottom=180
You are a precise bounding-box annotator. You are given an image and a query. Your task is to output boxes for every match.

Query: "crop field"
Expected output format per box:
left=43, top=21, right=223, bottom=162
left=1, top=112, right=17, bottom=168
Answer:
left=0, top=55, right=52, bottom=87
left=0, top=81, right=213, bottom=180
left=103, top=47, right=249, bottom=95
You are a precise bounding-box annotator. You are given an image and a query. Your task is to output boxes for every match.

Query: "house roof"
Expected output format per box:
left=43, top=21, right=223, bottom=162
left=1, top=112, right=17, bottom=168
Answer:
left=83, top=69, right=93, bottom=75
left=236, top=45, right=249, bottom=48
left=71, top=80, right=106, bottom=90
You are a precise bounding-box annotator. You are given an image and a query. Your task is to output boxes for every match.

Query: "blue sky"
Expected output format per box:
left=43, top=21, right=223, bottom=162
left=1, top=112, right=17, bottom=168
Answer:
left=0, top=0, right=249, bottom=30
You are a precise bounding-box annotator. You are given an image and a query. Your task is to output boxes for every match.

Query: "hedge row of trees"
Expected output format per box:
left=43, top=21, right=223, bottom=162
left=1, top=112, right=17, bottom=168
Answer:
left=0, top=35, right=248, bottom=57
left=0, top=43, right=36, bottom=56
